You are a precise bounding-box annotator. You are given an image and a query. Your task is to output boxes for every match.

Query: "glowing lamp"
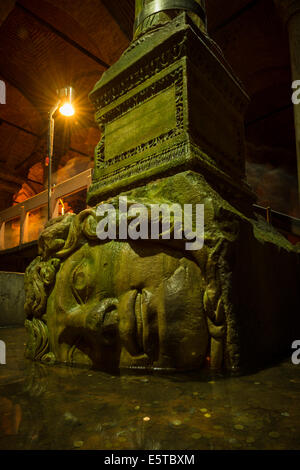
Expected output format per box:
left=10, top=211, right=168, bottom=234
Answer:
left=59, top=102, right=75, bottom=117
left=58, top=86, right=75, bottom=116
left=47, top=86, right=75, bottom=220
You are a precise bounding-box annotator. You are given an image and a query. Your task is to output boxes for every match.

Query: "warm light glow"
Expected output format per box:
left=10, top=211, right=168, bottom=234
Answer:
left=59, top=199, right=65, bottom=216
left=59, top=103, right=75, bottom=117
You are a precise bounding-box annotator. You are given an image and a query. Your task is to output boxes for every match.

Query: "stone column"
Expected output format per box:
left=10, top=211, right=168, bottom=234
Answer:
left=275, top=0, right=300, bottom=200
left=134, top=0, right=206, bottom=39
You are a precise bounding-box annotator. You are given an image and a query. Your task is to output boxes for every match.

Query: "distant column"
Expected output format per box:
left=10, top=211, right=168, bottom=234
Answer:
left=276, top=0, right=300, bottom=200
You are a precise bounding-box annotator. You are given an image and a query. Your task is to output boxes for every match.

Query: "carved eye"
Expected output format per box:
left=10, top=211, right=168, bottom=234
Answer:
left=71, top=261, right=90, bottom=304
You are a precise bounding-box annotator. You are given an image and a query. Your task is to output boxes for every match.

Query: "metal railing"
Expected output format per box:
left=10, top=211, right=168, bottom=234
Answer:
left=0, top=169, right=92, bottom=251
left=0, top=175, right=299, bottom=252
left=254, top=204, right=300, bottom=239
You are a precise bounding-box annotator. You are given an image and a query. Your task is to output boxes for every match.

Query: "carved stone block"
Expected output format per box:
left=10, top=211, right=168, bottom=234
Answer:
left=87, top=14, right=254, bottom=211
left=23, top=9, right=300, bottom=374
left=24, top=172, right=300, bottom=372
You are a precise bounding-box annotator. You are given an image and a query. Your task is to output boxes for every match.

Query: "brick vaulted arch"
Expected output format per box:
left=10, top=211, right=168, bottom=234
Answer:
left=0, top=0, right=129, bottom=208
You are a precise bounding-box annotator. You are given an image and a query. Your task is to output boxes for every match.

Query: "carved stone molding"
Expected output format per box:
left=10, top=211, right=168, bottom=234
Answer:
left=87, top=13, right=251, bottom=208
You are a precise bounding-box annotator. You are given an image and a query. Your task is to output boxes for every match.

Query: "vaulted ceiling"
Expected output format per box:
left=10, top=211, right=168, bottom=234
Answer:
left=0, top=0, right=297, bottom=216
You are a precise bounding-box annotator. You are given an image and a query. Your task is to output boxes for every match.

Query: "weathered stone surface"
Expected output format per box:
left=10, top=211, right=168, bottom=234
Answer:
left=24, top=172, right=300, bottom=371
left=23, top=2, right=300, bottom=373
left=0, top=272, right=25, bottom=327
left=133, top=0, right=206, bottom=40
left=87, top=13, right=253, bottom=214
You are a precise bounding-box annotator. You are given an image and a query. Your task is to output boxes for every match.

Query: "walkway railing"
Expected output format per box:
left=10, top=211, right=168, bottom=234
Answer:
left=254, top=204, right=300, bottom=240
left=0, top=169, right=92, bottom=251
left=0, top=174, right=299, bottom=252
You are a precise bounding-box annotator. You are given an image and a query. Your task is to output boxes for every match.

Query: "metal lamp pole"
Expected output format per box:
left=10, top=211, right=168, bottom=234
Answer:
left=47, top=101, right=60, bottom=221
left=47, top=86, right=75, bottom=221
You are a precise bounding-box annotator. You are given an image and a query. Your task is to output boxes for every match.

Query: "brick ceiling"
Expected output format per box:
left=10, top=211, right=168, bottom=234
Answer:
left=0, top=0, right=297, bottom=214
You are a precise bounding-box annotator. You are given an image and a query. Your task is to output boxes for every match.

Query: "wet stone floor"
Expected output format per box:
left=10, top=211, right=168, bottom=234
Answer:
left=0, top=327, right=300, bottom=451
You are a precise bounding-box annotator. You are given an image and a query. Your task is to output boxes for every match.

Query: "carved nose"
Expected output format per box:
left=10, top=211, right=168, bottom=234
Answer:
left=86, top=298, right=119, bottom=345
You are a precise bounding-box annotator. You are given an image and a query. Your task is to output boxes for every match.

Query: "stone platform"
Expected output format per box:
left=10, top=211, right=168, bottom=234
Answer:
left=0, top=272, right=25, bottom=327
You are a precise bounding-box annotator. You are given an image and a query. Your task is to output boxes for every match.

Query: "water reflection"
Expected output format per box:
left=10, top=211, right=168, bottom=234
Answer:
left=0, top=328, right=300, bottom=450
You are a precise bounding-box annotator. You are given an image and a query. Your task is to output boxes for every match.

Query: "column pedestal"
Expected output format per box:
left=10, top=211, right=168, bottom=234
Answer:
left=22, top=6, right=300, bottom=374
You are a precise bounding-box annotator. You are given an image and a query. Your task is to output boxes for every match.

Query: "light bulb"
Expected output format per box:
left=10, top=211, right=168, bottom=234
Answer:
left=59, top=103, right=75, bottom=117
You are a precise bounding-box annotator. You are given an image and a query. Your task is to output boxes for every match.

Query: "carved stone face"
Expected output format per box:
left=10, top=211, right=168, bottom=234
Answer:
left=47, top=241, right=208, bottom=371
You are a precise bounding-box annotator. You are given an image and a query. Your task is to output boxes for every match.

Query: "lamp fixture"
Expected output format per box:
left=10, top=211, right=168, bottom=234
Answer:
left=58, top=86, right=75, bottom=116
left=47, top=86, right=75, bottom=220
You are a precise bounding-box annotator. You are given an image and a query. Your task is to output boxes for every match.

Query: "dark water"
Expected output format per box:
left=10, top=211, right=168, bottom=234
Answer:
left=0, top=327, right=300, bottom=450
